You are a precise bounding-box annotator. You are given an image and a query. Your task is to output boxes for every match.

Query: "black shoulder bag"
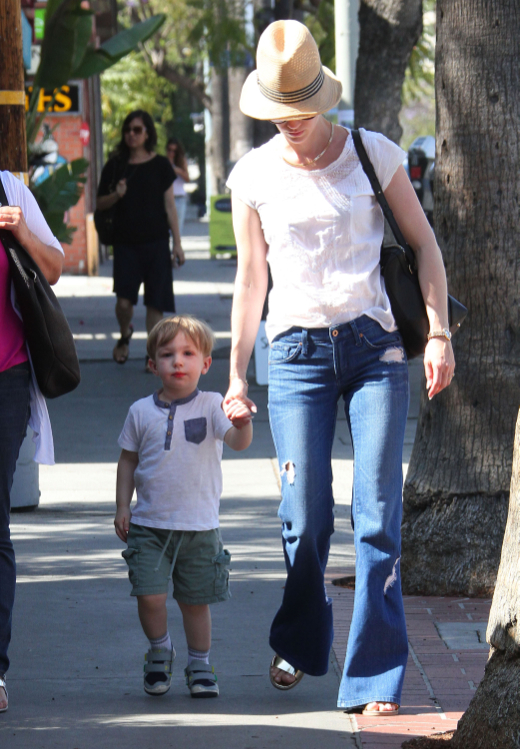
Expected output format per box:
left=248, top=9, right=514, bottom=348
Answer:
left=93, top=158, right=126, bottom=245
left=351, top=129, right=467, bottom=359
left=0, top=176, right=81, bottom=398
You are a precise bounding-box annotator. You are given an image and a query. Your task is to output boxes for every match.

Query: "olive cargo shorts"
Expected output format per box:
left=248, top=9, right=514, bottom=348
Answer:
left=122, top=523, right=231, bottom=604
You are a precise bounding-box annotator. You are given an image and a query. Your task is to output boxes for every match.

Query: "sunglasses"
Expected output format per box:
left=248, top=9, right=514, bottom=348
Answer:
left=271, top=116, right=316, bottom=125
left=124, top=125, right=145, bottom=135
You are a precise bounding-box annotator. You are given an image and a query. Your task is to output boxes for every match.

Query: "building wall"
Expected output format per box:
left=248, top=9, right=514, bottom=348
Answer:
left=43, top=111, right=90, bottom=273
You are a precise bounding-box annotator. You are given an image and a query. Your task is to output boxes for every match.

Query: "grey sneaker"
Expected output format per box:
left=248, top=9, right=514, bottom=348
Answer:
left=184, top=660, right=219, bottom=698
left=143, top=647, right=175, bottom=696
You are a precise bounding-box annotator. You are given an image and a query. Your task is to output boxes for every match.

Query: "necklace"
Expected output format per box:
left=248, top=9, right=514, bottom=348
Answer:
left=282, top=123, right=334, bottom=169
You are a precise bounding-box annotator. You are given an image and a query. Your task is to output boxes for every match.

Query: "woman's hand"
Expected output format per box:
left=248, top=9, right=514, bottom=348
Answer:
left=223, top=377, right=257, bottom=419
left=0, top=206, right=32, bottom=247
left=172, top=245, right=185, bottom=267
left=424, top=337, right=455, bottom=399
left=225, top=397, right=254, bottom=429
left=115, top=178, right=127, bottom=199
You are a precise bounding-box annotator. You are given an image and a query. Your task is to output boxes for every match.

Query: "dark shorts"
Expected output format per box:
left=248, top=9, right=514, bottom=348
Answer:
left=113, top=239, right=175, bottom=311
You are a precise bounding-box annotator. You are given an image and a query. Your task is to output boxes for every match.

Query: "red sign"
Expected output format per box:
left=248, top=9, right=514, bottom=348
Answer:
left=79, top=121, right=90, bottom=146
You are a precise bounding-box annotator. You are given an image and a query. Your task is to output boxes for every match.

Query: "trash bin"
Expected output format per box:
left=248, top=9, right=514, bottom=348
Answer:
left=209, top=195, right=236, bottom=259
left=11, top=428, right=39, bottom=512
left=408, top=135, right=435, bottom=224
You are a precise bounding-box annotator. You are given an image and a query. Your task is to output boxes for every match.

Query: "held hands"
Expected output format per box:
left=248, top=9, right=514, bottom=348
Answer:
left=225, top=397, right=254, bottom=429
left=223, top=377, right=258, bottom=428
left=114, top=507, right=131, bottom=543
left=424, top=337, right=455, bottom=399
left=0, top=206, right=32, bottom=246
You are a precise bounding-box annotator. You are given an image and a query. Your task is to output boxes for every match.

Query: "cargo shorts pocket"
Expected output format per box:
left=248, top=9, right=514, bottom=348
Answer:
left=184, top=417, right=207, bottom=445
left=213, top=549, right=231, bottom=594
left=122, top=546, right=140, bottom=588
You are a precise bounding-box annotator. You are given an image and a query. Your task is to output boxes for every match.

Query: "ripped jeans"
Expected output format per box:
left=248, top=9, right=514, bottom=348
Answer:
left=267, top=315, right=409, bottom=709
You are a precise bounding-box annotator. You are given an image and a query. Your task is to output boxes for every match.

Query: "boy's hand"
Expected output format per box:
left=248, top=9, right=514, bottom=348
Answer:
left=114, top=507, right=131, bottom=543
left=225, top=398, right=253, bottom=429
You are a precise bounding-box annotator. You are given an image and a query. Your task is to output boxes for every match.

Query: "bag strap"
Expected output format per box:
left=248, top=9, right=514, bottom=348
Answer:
left=351, top=129, right=414, bottom=263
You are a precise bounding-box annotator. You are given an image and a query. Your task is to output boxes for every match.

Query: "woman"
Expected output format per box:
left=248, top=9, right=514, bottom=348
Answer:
left=223, top=21, right=455, bottom=715
left=0, top=170, right=64, bottom=712
left=96, top=110, right=185, bottom=367
left=166, top=137, right=190, bottom=236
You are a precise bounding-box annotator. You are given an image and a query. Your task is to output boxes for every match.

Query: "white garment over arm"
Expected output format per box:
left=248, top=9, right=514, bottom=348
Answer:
left=2, top=170, right=64, bottom=464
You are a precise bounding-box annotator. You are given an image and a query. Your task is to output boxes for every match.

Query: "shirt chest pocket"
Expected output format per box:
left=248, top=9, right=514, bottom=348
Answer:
left=184, top=417, right=207, bottom=445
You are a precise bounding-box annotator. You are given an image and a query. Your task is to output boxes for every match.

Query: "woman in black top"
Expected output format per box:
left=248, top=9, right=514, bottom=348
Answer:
left=96, top=110, right=185, bottom=365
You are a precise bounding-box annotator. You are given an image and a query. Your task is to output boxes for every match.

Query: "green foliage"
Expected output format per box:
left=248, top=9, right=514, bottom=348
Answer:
left=400, top=1, right=436, bottom=149
left=101, top=53, right=175, bottom=159
left=31, top=159, right=89, bottom=244
left=35, top=0, right=165, bottom=89
left=35, top=1, right=93, bottom=89
left=402, top=1, right=435, bottom=106
left=304, top=0, right=335, bottom=71
left=73, top=15, right=166, bottom=78
left=187, top=0, right=250, bottom=69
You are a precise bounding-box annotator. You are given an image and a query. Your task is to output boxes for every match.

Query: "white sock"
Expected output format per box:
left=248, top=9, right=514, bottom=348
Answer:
left=188, top=647, right=210, bottom=665
left=149, top=632, right=172, bottom=652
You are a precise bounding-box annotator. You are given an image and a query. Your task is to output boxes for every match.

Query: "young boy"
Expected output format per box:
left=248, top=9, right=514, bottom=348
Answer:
left=115, top=315, right=252, bottom=698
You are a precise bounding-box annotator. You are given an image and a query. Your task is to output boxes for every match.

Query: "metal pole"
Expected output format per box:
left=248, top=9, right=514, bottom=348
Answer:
left=334, top=0, right=360, bottom=128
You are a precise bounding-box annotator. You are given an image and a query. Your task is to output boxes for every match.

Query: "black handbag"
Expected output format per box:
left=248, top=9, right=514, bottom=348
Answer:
left=351, top=129, right=467, bottom=359
left=0, top=176, right=81, bottom=398
left=93, top=158, right=126, bottom=245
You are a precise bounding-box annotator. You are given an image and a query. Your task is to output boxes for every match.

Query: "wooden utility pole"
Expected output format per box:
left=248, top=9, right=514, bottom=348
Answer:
left=0, top=0, right=28, bottom=179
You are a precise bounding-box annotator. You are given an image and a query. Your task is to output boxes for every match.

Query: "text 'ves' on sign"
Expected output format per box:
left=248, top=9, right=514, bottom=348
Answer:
left=25, top=84, right=81, bottom=115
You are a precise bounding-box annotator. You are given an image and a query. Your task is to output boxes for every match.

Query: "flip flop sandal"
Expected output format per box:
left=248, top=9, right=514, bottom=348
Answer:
left=346, top=702, right=400, bottom=716
left=362, top=703, right=399, bottom=716
left=143, top=646, right=175, bottom=696
left=113, top=324, right=134, bottom=364
left=185, top=660, right=219, bottom=698
left=269, top=655, right=305, bottom=691
left=0, top=676, right=8, bottom=713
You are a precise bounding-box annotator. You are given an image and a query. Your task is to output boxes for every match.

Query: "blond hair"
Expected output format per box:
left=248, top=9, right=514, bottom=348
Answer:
left=147, top=315, right=216, bottom=360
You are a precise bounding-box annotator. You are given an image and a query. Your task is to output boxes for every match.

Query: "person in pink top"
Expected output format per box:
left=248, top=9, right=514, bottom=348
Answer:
left=0, top=170, right=64, bottom=713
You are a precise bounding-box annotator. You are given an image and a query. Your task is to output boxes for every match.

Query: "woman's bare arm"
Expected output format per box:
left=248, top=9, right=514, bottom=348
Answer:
left=223, top=196, right=269, bottom=414
left=0, top=206, right=63, bottom=284
left=384, top=165, right=455, bottom=398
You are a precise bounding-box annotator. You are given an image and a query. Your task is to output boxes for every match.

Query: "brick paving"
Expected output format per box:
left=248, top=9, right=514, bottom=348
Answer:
left=326, top=568, right=492, bottom=748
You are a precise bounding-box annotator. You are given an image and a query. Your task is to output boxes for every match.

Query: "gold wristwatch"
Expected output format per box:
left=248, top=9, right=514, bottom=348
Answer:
left=427, top=328, right=452, bottom=342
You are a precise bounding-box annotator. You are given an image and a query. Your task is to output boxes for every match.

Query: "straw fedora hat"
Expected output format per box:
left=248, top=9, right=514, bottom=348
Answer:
left=240, top=20, right=342, bottom=121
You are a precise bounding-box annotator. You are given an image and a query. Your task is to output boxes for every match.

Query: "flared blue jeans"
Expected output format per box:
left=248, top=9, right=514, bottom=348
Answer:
left=267, top=315, right=409, bottom=709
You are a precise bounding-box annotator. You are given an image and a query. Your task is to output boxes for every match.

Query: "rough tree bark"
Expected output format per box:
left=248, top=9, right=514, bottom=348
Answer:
left=354, top=0, right=423, bottom=143
left=403, top=411, right=520, bottom=747
left=207, top=67, right=230, bottom=196
left=401, top=0, right=520, bottom=596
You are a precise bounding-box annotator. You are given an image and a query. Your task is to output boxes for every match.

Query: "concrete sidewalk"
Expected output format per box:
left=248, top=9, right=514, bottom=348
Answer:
left=1, top=212, right=487, bottom=748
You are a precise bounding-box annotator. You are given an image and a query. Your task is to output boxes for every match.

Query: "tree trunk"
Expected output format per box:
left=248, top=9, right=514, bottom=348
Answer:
left=0, top=0, right=28, bottom=173
left=401, top=0, right=520, bottom=596
left=228, top=66, right=254, bottom=165
left=354, top=0, right=423, bottom=143
left=207, top=66, right=230, bottom=196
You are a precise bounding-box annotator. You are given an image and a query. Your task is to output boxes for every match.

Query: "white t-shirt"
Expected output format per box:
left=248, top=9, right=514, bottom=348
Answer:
left=118, top=389, right=233, bottom=531
left=2, top=170, right=64, bottom=464
left=226, top=128, right=406, bottom=342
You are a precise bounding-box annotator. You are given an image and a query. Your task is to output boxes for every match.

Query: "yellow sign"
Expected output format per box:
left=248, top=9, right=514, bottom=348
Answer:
left=25, top=85, right=81, bottom=114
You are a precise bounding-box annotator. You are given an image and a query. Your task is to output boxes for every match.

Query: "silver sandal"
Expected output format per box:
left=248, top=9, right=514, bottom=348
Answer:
left=0, top=676, right=8, bottom=713
left=269, top=654, right=305, bottom=691
left=143, top=647, right=175, bottom=696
